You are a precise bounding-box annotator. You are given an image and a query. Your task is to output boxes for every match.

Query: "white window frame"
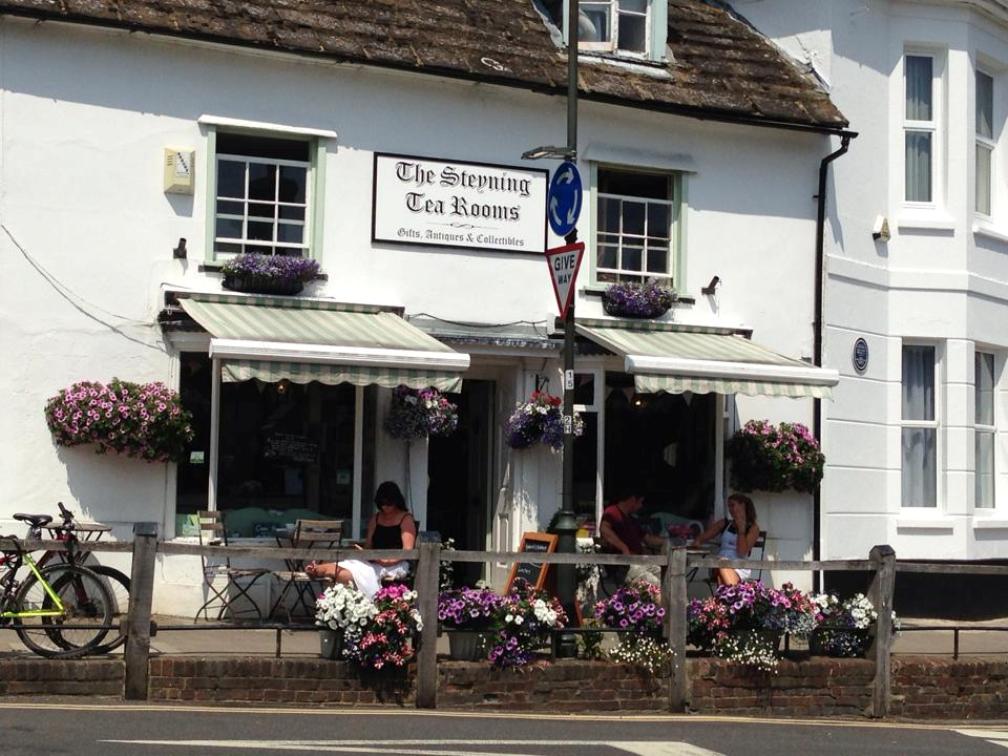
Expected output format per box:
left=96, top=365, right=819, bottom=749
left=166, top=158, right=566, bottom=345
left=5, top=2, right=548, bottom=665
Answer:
left=578, top=0, right=651, bottom=58
left=900, top=342, right=942, bottom=510
left=902, top=50, right=944, bottom=209
left=591, top=164, right=681, bottom=287
left=976, top=68, right=996, bottom=218
left=975, top=350, right=997, bottom=510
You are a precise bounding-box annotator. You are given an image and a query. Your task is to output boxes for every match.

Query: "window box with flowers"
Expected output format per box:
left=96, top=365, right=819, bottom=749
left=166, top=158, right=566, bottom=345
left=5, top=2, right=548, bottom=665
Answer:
left=725, top=420, right=825, bottom=494
left=601, top=280, right=676, bottom=319
left=44, top=379, right=194, bottom=463
left=504, top=391, right=584, bottom=451
left=221, top=253, right=320, bottom=296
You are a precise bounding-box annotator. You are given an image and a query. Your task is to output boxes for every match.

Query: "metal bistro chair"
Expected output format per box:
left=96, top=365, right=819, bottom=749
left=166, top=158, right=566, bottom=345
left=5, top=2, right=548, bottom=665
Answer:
left=693, top=529, right=768, bottom=594
left=194, top=510, right=270, bottom=622
left=269, top=518, right=344, bottom=621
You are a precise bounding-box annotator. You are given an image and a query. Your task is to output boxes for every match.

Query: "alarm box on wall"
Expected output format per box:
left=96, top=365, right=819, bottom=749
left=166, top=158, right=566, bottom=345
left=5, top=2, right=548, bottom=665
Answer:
left=163, top=148, right=195, bottom=194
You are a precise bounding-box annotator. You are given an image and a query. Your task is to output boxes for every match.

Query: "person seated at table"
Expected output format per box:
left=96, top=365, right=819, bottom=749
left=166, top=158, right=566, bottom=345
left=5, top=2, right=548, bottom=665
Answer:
left=304, top=481, right=416, bottom=598
left=691, top=493, right=759, bottom=586
left=598, top=485, right=666, bottom=586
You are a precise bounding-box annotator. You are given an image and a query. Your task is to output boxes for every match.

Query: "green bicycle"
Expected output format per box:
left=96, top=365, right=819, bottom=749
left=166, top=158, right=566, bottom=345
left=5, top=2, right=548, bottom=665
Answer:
left=0, top=534, right=114, bottom=658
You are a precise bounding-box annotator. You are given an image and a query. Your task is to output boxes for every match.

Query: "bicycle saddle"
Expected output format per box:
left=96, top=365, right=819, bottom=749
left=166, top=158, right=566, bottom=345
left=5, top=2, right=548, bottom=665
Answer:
left=13, top=513, right=53, bottom=528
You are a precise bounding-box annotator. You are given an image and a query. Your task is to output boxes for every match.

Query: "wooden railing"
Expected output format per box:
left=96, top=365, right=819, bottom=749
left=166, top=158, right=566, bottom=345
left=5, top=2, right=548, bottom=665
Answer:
left=7, top=528, right=1008, bottom=718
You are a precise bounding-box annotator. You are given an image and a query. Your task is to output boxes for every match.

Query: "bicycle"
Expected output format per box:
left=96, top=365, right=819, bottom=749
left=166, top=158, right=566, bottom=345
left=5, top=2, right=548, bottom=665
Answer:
left=0, top=534, right=114, bottom=658
left=17, top=503, right=131, bottom=654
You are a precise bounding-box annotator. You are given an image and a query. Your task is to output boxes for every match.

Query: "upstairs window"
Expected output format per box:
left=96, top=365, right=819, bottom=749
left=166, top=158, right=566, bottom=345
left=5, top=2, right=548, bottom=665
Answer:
left=212, top=133, right=312, bottom=258
left=595, top=167, right=676, bottom=285
left=976, top=70, right=995, bottom=216
left=580, top=0, right=649, bottom=56
left=904, top=54, right=937, bottom=204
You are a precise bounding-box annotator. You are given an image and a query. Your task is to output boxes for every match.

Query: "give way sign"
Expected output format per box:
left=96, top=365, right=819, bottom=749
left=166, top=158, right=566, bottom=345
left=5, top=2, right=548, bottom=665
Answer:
left=545, top=241, right=585, bottom=320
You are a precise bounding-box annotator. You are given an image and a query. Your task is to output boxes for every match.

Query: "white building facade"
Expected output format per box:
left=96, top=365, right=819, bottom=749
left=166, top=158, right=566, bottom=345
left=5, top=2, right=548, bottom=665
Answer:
left=0, top=1, right=846, bottom=614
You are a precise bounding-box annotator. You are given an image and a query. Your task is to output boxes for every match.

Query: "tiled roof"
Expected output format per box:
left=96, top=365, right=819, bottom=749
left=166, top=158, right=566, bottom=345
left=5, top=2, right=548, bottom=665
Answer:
left=0, top=0, right=847, bottom=131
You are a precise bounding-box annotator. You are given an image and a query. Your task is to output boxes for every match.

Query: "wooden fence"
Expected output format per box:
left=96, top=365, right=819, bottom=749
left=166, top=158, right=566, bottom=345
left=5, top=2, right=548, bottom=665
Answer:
left=8, top=527, right=1008, bottom=717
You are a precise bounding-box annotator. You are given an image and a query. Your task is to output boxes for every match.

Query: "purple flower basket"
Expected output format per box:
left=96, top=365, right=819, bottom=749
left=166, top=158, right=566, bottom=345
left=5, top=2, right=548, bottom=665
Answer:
left=221, top=253, right=320, bottom=296
left=601, top=281, right=675, bottom=319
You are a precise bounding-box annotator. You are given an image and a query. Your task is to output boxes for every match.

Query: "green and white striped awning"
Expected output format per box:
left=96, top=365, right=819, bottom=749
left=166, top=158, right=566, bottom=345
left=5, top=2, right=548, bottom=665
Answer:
left=178, top=293, right=469, bottom=391
left=577, top=321, right=837, bottom=398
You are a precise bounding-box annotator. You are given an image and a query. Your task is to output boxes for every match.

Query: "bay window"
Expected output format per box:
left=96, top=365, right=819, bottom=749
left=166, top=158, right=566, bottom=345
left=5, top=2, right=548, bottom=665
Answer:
left=901, top=345, right=938, bottom=508
left=975, top=351, right=996, bottom=509
left=904, top=54, right=938, bottom=204
left=976, top=70, right=995, bottom=216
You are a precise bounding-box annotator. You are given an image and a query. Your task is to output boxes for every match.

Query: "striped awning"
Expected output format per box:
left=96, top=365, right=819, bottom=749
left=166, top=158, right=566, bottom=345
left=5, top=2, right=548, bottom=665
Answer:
left=576, top=320, right=838, bottom=398
left=178, top=293, right=469, bottom=391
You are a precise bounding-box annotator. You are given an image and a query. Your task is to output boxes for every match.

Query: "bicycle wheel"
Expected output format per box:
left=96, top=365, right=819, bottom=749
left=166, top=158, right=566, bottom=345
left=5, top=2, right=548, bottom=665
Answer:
left=13, top=565, right=113, bottom=658
left=87, top=565, right=130, bottom=654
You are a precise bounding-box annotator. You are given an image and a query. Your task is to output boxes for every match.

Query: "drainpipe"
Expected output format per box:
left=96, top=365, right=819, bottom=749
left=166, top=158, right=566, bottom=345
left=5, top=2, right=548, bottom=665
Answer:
left=813, top=132, right=854, bottom=592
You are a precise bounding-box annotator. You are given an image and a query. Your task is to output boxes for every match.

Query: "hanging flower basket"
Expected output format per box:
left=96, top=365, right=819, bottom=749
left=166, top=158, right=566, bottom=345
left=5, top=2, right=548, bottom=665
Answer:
left=220, top=253, right=320, bottom=295
left=504, top=391, right=583, bottom=451
left=383, top=385, right=458, bottom=440
left=601, top=280, right=675, bottom=319
left=725, top=420, right=825, bottom=493
left=44, top=379, right=194, bottom=463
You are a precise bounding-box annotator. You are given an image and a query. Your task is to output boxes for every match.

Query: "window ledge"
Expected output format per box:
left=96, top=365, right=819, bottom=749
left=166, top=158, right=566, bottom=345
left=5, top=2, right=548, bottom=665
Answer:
left=972, top=518, right=1008, bottom=530
left=972, top=221, right=1008, bottom=243
left=896, top=213, right=957, bottom=232
left=896, top=517, right=955, bottom=532
left=580, top=285, right=695, bottom=306
left=198, top=263, right=328, bottom=281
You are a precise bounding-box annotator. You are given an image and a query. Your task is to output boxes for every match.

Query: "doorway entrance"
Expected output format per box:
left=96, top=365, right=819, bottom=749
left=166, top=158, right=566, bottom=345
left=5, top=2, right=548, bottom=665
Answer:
left=427, top=380, right=495, bottom=586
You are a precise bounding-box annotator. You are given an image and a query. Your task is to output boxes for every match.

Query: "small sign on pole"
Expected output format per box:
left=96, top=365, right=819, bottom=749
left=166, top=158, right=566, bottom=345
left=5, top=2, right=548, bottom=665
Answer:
left=545, top=241, right=585, bottom=320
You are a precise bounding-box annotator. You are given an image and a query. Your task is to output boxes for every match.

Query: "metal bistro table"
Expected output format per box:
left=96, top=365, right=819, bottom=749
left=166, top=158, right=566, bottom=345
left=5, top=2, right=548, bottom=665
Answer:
left=268, top=521, right=344, bottom=620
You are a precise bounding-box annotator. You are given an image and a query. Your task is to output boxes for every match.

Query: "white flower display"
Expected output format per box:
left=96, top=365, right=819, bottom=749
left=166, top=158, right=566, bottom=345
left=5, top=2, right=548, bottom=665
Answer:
left=315, top=583, right=377, bottom=639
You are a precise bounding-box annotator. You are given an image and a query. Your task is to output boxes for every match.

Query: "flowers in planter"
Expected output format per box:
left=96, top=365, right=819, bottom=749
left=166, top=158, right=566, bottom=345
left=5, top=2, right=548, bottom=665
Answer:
left=725, top=419, right=825, bottom=493
left=593, top=580, right=666, bottom=636
left=356, top=583, right=423, bottom=671
left=504, top=390, right=583, bottom=451
left=608, top=636, right=676, bottom=676
left=384, top=385, right=459, bottom=441
left=314, top=582, right=378, bottom=656
left=437, top=587, right=503, bottom=631
left=601, top=280, right=676, bottom=319
left=809, top=592, right=899, bottom=658
left=487, top=579, right=567, bottom=668
left=221, top=252, right=320, bottom=295
left=44, top=379, right=194, bottom=463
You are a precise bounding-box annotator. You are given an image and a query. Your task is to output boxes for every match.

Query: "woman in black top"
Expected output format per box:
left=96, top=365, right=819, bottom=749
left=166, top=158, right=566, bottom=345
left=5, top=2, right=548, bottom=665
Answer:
left=305, top=481, right=417, bottom=597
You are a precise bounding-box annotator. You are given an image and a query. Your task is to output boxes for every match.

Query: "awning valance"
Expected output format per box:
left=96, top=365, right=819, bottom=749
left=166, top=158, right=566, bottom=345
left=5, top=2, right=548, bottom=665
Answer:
left=178, top=293, right=469, bottom=392
left=576, top=321, right=838, bottom=398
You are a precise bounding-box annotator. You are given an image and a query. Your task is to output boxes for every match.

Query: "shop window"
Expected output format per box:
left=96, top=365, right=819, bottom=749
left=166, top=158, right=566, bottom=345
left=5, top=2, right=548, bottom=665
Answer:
left=904, top=52, right=941, bottom=204
left=595, top=167, right=676, bottom=285
left=975, top=351, right=996, bottom=509
left=211, top=131, right=313, bottom=259
left=901, top=345, right=938, bottom=508
left=976, top=69, right=995, bottom=217
left=176, top=353, right=358, bottom=535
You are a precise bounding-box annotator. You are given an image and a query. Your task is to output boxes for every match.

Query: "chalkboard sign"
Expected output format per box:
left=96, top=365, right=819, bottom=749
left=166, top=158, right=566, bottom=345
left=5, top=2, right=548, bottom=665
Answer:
left=505, top=532, right=558, bottom=593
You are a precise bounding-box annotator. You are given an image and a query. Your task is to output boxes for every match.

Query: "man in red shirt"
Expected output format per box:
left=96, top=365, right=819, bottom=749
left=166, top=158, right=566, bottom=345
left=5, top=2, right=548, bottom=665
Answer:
left=599, top=486, right=665, bottom=585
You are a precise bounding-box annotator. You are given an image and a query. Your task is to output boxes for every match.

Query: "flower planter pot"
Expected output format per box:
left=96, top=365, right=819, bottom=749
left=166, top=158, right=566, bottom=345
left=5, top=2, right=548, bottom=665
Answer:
left=448, top=631, right=488, bottom=661
left=223, top=273, right=304, bottom=296
left=600, top=292, right=671, bottom=319
left=319, top=628, right=344, bottom=660
left=809, top=627, right=871, bottom=658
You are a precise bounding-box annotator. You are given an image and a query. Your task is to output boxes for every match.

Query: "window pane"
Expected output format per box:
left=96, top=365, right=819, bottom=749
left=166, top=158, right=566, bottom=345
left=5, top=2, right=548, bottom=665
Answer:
left=277, top=223, right=304, bottom=244
left=598, top=243, right=618, bottom=270
left=622, top=200, right=645, bottom=236
left=215, top=242, right=241, bottom=255
left=617, top=15, right=647, bottom=53
left=216, top=200, right=244, bottom=216
left=217, top=160, right=245, bottom=199
left=248, top=163, right=277, bottom=201
left=247, top=220, right=275, bottom=241
left=599, top=197, right=621, bottom=233
left=902, top=345, right=935, bottom=421
left=622, top=244, right=643, bottom=272
left=976, top=352, right=995, bottom=426
left=977, top=143, right=992, bottom=215
left=248, top=201, right=275, bottom=219
left=279, top=205, right=306, bottom=221
left=581, top=3, right=611, bottom=42
left=905, top=131, right=932, bottom=202
left=620, top=0, right=647, bottom=12
left=976, top=431, right=995, bottom=508
left=278, top=166, right=307, bottom=203
left=647, top=203, right=670, bottom=236
left=902, top=427, right=937, bottom=507
left=977, top=71, right=994, bottom=139
left=905, top=55, right=933, bottom=120
left=215, top=217, right=243, bottom=240
left=646, top=243, right=668, bottom=273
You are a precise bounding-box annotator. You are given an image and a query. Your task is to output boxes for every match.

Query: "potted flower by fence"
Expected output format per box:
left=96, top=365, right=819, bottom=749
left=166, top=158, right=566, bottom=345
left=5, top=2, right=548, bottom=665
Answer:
left=44, top=379, right=194, bottom=463
left=809, top=593, right=899, bottom=658
left=487, top=579, right=567, bottom=668
left=314, top=583, right=377, bottom=660
left=384, top=385, right=458, bottom=441
left=725, top=419, right=825, bottom=493
left=437, top=586, right=503, bottom=660
left=221, top=253, right=320, bottom=295
left=594, top=580, right=675, bottom=677
left=601, top=280, right=676, bottom=319
left=504, top=390, right=583, bottom=451
left=356, top=584, right=423, bottom=671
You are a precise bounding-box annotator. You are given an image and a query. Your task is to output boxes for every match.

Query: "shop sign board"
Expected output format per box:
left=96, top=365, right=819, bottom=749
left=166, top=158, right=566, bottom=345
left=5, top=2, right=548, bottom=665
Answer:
left=547, top=161, right=583, bottom=237
left=505, top=531, right=558, bottom=593
left=372, top=153, right=548, bottom=254
left=545, top=241, right=585, bottom=320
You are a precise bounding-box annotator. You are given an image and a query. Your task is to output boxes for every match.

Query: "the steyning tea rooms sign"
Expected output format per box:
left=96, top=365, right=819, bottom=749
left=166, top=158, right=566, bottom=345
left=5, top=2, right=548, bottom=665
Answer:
left=372, top=153, right=547, bottom=254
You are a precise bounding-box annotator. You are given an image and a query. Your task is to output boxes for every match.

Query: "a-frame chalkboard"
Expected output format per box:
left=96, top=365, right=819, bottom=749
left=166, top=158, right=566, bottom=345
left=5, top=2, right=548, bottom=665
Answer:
left=504, top=532, right=558, bottom=593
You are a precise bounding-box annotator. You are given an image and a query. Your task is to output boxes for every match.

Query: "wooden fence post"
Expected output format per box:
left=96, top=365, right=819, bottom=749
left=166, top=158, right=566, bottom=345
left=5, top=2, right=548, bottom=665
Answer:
left=664, top=546, right=688, bottom=712
left=868, top=544, right=896, bottom=718
left=124, top=522, right=158, bottom=701
left=415, top=539, right=441, bottom=709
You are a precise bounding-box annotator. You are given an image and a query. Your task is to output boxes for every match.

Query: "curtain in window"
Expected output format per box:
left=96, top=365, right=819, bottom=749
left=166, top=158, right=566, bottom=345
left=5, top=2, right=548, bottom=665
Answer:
left=905, top=132, right=932, bottom=203
left=977, top=144, right=992, bottom=215
left=977, top=72, right=994, bottom=140
left=906, top=56, right=933, bottom=120
left=905, top=56, right=933, bottom=203
left=902, top=346, right=937, bottom=508
left=976, top=352, right=996, bottom=508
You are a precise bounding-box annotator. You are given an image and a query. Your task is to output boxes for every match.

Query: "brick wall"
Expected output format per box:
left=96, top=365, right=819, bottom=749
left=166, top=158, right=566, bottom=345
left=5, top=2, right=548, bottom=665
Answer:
left=892, top=657, right=1008, bottom=720
left=0, top=659, right=122, bottom=696
left=688, top=657, right=875, bottom=717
